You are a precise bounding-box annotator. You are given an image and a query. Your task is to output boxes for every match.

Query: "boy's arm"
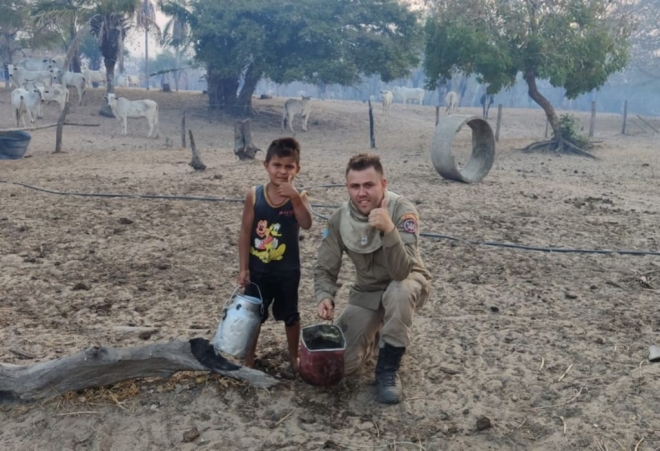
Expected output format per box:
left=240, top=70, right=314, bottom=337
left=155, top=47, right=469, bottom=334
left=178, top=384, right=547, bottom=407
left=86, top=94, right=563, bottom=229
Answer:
left=237, top=187, right=255, bottom=286
left=291, top=190, right=313, bottom=230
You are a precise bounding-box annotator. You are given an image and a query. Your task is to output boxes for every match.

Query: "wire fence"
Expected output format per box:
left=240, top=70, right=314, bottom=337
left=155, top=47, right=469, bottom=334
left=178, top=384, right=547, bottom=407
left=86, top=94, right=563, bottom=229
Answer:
left=2, top=179, right=659, bottom=257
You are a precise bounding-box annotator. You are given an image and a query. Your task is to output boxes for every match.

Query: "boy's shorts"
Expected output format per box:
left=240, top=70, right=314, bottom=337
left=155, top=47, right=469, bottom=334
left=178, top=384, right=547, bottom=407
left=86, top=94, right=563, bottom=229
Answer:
left=244, top=270, right=300, bottom=326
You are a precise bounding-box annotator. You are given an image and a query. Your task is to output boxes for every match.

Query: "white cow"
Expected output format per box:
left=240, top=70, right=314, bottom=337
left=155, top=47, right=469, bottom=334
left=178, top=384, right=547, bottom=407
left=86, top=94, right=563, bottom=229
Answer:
left=61, top=71, right=87, bottom=105
left=41, top=84, right=69, bottom=112
left=82, top=67, right=106, bottom=87
left=380, top=90, right=393, bottom=115
left=115, top=75, right=129, bottom=88
left=18, top=57, right=58, bottom=72
left=106, top=93, right=160, bottom=138
left=126, top=75, right=141, bottom=87
left=392, top=87, right=425, bottom=107
left=282, top=96, right=312, bottom=133
left=20, top=80, right=46, bottom=118
left=11, top=87, right=43, bottom=127
left=7, top=64, right=60, bottom=88
left=445, top=91, right=459, bottom=114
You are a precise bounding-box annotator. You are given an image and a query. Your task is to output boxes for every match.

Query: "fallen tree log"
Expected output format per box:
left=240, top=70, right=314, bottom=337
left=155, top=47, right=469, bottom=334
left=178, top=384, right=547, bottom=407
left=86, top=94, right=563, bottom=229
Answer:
left=0, top=338, right=278, bottom=402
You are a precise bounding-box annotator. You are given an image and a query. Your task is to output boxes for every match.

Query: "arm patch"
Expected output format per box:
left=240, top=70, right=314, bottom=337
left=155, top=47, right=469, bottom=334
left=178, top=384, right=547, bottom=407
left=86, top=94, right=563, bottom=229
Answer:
left=399, top=213, right=419, bottom=234
left=402, top=219, right=418, bottom=233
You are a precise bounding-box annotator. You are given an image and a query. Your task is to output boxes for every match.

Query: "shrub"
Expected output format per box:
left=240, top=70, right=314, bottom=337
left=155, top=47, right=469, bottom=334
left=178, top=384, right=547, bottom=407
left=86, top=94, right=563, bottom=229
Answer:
left=558, top=114, right=590, bottom=149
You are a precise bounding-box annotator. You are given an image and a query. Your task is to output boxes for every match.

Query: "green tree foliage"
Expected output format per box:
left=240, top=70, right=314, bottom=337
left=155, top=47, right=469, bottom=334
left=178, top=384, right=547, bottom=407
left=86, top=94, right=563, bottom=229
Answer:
left=79, top=31, right=102, bottom=69
left=424, top=0, right=632, bottom=153
left=32, top=0, right=140, bottom=95
left=31, top=0, right=91, bottom=72
left=161, top=0, right=422, bottom=115
left=136, top=0, right=159, bottom=90
left=0, top=0, right=28, bottom=64
left=159, top=0, right=190, bottom=91
left=621, top=0, right=660, bottom=79
left=89, top=0, right=140, bottom=90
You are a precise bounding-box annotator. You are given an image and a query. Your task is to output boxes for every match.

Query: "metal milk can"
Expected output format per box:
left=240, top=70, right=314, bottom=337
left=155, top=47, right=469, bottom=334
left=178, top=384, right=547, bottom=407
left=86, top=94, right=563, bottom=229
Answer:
left=213, top=285, right=263, bottom=358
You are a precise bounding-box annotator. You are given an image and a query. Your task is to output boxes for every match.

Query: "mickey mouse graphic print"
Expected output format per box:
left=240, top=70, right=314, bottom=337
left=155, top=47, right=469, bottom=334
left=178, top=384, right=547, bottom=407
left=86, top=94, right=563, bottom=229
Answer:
left=248, top=184, right=302, bottom=273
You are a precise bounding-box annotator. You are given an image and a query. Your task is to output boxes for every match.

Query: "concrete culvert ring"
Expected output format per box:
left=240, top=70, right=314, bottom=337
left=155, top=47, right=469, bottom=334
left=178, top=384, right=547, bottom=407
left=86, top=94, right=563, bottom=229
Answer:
left=430, top=115, right=495, bottom=183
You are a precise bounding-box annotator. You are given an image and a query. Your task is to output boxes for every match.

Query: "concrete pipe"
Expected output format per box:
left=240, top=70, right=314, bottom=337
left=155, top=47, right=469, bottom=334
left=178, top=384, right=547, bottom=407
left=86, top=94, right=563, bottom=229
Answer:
left=430, top=115, right=495, bottom=183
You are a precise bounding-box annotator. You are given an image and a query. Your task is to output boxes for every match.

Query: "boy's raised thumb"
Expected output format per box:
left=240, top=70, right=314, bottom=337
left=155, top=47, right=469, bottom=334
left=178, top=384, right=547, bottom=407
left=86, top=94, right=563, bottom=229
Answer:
left=380, top=195, right=388, bottom=209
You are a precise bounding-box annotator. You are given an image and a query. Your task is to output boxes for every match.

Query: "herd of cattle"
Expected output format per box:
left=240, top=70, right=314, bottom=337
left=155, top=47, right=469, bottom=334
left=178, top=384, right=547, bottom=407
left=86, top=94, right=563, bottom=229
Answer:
left=281, top=88, right=496, bottom=133
left=5, top=56, right=157, bottom=137
left=5, top=56, right=497, bottom=137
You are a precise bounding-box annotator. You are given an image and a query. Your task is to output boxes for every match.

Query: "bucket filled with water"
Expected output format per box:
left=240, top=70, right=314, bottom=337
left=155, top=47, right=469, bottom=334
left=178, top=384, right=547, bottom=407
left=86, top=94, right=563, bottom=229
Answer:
left=213, top=285, right=263, bottom=358
left=299, top=324, right=346, bottom=387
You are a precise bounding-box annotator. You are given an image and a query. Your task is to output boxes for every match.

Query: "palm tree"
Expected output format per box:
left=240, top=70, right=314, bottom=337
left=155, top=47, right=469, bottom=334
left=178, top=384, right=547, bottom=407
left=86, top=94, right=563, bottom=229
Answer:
left=90, top=0, right=140, bottom=92
left=31, top=0, right=139, bottom=114
left=136, top=0, right=159, bottom=90
left=1, top=0, right=28, bottom=68
left=159, top=0, right=190, bottom=92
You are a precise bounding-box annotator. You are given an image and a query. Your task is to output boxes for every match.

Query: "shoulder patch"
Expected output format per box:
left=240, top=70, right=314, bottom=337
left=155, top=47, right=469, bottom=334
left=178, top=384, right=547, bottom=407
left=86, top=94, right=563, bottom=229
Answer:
left=402, top=218, right=418, bottom=234
left=322, top=227, right=329, bottom=239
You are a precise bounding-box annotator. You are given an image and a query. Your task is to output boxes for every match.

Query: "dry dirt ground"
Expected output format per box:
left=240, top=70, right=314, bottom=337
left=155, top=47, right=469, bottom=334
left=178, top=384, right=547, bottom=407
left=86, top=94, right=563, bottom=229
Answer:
left=1, top=86, right=660, bottom=451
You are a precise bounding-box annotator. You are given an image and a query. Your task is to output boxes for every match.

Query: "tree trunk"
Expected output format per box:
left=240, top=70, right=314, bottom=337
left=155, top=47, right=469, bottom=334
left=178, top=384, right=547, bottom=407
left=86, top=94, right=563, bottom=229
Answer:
left=222, top=78, right=239, bottom=109
left=233, top=119, right=261, bottom=160
left=68, top=23, right=81, bottom=73
left=523, top=70, right=560, bottom=140
left=54, top=102, right=70, bottom=153
left=145, top=28, right=149, bottom=90
left=118, top=30, right=125, bottom=76
left=100, top=59, right=116, bottom=118
left=206, top=72, right=220, bottom=109
left=234, top=64, right=261, bottom=117
left=0, top=339, right=278, bottom=402
left=174, top=49, right=180, bottom=92
left=2, top=32, right=17, bottom=85
left=206, top=74, right=239, bottom=111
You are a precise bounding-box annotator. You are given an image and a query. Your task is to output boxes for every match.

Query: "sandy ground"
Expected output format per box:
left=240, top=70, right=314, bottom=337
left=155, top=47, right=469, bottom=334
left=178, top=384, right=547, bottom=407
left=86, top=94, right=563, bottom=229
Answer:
left=1, top=86, right=660, bottom=451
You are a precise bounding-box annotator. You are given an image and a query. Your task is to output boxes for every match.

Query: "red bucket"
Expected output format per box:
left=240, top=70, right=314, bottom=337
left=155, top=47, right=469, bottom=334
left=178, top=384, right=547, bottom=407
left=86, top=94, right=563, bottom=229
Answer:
left=299, top=324, right=346, bottom=387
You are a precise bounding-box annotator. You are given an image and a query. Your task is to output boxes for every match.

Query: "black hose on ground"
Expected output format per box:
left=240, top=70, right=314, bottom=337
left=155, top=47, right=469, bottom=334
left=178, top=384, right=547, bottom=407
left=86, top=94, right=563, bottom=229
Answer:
left=2, top=179, right=659, bottom=257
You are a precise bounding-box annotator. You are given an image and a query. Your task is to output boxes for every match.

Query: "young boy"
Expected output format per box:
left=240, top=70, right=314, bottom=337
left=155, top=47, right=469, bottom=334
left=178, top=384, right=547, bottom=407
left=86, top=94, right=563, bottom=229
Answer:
left=237, top=137, right=312, bottom=372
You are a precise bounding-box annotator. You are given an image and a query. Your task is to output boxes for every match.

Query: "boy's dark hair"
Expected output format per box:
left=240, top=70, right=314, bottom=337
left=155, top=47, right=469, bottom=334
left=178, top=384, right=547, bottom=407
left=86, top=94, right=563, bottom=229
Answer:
left=346, top=153, right=384, bottom=176
left=265, top=137, right=301, bottom=164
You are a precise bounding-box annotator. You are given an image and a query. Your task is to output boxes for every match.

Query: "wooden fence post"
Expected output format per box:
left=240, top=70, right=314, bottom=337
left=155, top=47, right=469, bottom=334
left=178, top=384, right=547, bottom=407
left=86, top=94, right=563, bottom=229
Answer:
left=621, top=100, right=628, bottom=135
left=589, top=101, right=596, bottom=138
left=435, top=106, right=440, bottom=126
left=495, top=104, right=502, bottom=142
left=188, top=130, right=206, bottom=171
left=181, top=109, right=186, bottom=148
left=54, top=102, right=70, bottom=154
left=368, top=100, right=376, bottom=148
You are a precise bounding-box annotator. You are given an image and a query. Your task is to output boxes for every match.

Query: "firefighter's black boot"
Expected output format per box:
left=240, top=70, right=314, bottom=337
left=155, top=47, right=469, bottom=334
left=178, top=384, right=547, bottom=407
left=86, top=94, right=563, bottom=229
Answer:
left=375, top=344, right=405, bottom=404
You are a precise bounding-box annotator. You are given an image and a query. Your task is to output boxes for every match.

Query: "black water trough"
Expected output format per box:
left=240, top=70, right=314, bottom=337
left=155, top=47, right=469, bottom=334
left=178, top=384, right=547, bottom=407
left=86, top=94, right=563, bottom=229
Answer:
left=0, top=131, right=31, bottom=160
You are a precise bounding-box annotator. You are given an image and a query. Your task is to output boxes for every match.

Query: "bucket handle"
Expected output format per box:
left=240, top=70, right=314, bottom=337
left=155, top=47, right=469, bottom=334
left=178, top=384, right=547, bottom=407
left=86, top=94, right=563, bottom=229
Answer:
left=226, top=283, right=264, bottom=313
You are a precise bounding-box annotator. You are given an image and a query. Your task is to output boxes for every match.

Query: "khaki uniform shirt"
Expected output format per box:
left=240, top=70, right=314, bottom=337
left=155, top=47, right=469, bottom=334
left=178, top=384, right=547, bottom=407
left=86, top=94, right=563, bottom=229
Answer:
left=314, top=195, right=432, bottom=311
